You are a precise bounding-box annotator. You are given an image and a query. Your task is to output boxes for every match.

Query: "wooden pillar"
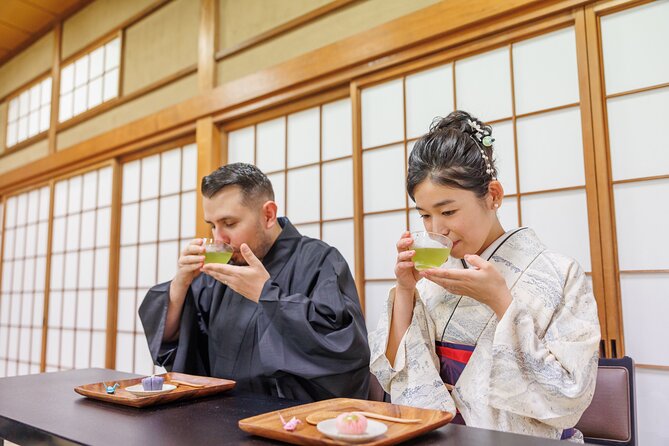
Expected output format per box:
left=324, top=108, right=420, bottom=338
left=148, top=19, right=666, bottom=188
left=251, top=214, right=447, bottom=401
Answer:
left=196, top=117, right=221, bottom=238
left=350, top=82, right=365, bottom=311
left=106, top=160, right=123, bottom=368
left=48, top=23, right=62, bottom=154
left=198, top=0, right=217, bottom=92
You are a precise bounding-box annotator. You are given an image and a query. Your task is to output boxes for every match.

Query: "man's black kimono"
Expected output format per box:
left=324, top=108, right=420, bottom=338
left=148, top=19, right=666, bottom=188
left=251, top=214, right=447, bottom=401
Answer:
left=139, top=218, right=370, bottom=401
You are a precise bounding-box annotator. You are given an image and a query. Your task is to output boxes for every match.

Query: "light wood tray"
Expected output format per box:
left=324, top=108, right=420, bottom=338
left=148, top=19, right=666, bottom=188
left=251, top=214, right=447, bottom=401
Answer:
left=74, top=372, right=235, bottom=408
left=238, top=398, right=452, bottom=445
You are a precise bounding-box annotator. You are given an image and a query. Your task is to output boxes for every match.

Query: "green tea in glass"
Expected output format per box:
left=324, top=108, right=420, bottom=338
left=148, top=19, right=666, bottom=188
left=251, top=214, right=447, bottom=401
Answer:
left=203, top=239, right=233, bottom=264
left=410, top=231, right=452, bottom=271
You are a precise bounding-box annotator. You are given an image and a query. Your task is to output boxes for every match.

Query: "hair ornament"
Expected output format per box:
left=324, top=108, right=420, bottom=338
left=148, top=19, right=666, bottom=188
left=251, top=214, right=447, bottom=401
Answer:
left=466, top=119, right=496, bottom=179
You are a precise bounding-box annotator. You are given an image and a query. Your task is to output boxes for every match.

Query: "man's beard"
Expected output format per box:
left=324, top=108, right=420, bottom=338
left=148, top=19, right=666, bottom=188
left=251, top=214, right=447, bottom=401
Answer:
left=229, top=227, right=273, bottom=266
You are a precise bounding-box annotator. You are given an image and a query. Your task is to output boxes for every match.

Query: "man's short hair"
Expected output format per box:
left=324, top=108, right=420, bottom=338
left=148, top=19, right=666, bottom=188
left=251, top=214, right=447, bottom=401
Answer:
left=201, top=163, right=274, bottom=206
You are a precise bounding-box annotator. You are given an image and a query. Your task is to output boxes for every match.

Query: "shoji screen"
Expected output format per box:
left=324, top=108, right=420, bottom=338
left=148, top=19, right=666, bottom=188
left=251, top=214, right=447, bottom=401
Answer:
left=360, top=26, right=592, bottom=331
left=227, top=98, right=356, bottom=273
left=0, top=187, right=50, bottom=377
left=600, top=2, right=669, bottom=445
left=46, top=167, right=112, bottom=372
left=117, top=144, right=197, bottom=375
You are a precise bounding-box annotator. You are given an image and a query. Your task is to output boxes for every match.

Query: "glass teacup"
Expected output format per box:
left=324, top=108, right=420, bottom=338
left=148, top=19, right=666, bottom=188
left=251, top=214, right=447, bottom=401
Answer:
left=203, top=239, right=233, bottom=264
left=410, top=231, right=453, bottom=271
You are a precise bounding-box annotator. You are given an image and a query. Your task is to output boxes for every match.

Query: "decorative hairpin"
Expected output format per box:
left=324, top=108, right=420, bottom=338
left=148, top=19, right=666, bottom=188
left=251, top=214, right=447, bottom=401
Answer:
left=467, top=119, right=496, bottom=179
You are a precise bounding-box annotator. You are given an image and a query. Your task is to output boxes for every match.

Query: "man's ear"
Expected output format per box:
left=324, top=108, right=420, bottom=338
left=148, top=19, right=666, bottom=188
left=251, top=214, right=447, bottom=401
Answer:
left=487, top=180, right=504, bottom=210
left=261, top=200, right=279, bottom=229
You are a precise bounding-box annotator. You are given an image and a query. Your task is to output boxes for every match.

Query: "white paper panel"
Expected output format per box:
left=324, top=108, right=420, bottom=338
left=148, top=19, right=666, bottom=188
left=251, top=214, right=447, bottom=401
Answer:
left=405, top=64, right=454, bottom=139
left=31, top=327, right=42, bottom=363
left=22, top=259, right=34, bottom=291
left=61, top=291, right=76, bottom=328
left=77, top=291, right=92, bottom=330
left=117, top=290, right=135, bottom=332
left=75, top=331, right=91, bottom=368
left=159, top=195, right=180, bottom=240
left=14, top=226, right=25, bottom=258
left=32, top=291, right=44, bottom=325
left=91, top=332, right=105, bottom=367
left=19, top=328, right=30, bottom=361
left=295, top=223, right=320, bottom=240
left=98, top=167, right=112, bottom=207
left=139, top=199, right=158, bottom=243
left=635, top=368, right=669, bottom=446
left=364, top=211, right=406, bottom=279
left=181, top=144, right=198, bottom=191
left=517, top=107, right=584, bottom=192
left=363, top=145, right=406, bottom=213
left=122, top=160, right=140, bottom=204
left=59, top=92, right=73, bottom=122
left=408, top=209, right=423, bottom=233
left=12, top=261, right=23, bottom=293
left=4, top=229, right=15, bottom=259
left=80, top=211, right=95, bottom=250
left=54, top=181, right=68, bottom=217
left=34, top=258, right=46, bottom=291
left=140, top=155, right=160, bottom=200
left=120, top=203, right=138, bottom=245
left=321, top=219, right=355, bottom=275
left=158, top=241, right=179, bottom=283
left=78, top=250, right=94, bottom=289
left=322, top=158, right=353, bottom=220
left=513, top=28, right=579, bottom=114
left=601, top=1, right=669, bottom=95
left=115, top=333, right=133, bottom=372
left=614, top=179, right=669, bottom=270
left=322, top=98, right=352, bottom=160
left=365, top=281, right=394, bottom=333
left=607, top=88, right=669, bottom=181
left=88, top=76, right=102, bottom=109
left=521, top=190, right=591, bottom=271
left=256, top=118, right=286, bottom=173
left=102, top=68, right=119, bottom=101
left=20, top=294, right=32, bottom=325
left=94, top=248, right=109, bottom=289
left=105, top=38, right=120, bottom=70
left=66, top=214, right=81, bottom=250
left=24, top=224, right=36, bottom=259
left=60, top=328, right=74, bottom=368
left=27, top=190, right=39, bottom=223
left=135, top=335, right=155, bottom=376
left=46, top=328, right=59, bottom=365
left=39, top=186, right=50, bottom=220
left=96, top=208, right=111, bottom=247
left=620, top=273, right=669, bottom=366
left=137, top=244, right=157, bottom=288
left=492, top=120, right=516, bottom=196
left=180, top=192, right=196, bottom=238
left=67, top=176, right=82, bottom=214
left=287, top=107, right=320, bottom=168
left=50, top=254, right=64, bottom=289
left=37, top=222, right=48, bottom=256
left=267, top=173, right=285, bottom=216
left=228, top=126, right=255, bottom=165
left=455, top=47, right=512, bottom=122
left=73, top=85, right=87, bottom=116
left=160, top=149, right=181, bottom=196
left=118, top=246, right=137, bottom=288
left=17, top=194, right=27, bottom=225
left=287, top=166, right=320, bottom=224
left=7, top=327, right=18, bottom=359
left=361, top=79, right=404, bottom=149
left=82, top=171, right=97, bottom=211
left=497, top=196, right=520, bottom=230
left=92, top=290, right=107, bottom=330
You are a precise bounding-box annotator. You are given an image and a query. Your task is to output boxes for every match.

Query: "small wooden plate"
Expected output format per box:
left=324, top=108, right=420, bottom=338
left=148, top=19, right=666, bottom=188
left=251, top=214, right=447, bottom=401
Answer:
left=238, top=398, right=453, bottom=445
left=74, top=372, right=235, bottom=408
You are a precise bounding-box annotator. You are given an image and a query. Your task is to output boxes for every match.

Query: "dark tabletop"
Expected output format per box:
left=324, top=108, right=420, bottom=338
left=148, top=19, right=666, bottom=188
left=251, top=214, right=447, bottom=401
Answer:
left=0, top=368, right=570, bottom=446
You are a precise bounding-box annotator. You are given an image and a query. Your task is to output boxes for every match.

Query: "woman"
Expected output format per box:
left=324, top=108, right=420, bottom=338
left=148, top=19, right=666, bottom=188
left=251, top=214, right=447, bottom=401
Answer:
left=368, top=111, right=600, bottom=441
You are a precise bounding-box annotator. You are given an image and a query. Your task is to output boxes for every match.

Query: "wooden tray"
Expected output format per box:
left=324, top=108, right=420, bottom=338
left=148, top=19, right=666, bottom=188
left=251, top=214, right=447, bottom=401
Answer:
left=74, top=372, right=235, bottom=408
left=238, top=398, right=452, bottom=445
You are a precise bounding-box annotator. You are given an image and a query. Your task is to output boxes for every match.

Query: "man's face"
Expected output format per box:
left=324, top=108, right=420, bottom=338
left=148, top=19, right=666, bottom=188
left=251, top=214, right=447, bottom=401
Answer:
left=202, top=186, right=275, bottom=265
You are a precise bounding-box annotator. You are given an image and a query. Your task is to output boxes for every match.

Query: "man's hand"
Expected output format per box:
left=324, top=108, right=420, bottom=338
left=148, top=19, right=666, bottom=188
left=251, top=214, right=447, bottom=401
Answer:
left=201, top=243, right=270, bottom=302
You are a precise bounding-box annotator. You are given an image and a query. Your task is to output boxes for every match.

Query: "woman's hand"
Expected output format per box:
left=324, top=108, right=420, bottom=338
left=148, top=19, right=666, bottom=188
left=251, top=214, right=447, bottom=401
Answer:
left=420, top=254, right=512, bottom=319
left=394, top=232, right=421, bottom=293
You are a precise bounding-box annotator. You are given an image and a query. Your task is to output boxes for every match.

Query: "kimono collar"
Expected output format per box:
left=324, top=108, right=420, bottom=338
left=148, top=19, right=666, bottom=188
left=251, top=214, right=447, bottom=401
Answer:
left=260, top=217, right=302, bottom=277
left=485, top=227, right=546, bottom=290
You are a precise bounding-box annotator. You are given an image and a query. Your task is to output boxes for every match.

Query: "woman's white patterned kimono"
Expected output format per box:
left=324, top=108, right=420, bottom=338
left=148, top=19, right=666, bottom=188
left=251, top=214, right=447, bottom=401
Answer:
left=369, top=228, right=600, bottom=441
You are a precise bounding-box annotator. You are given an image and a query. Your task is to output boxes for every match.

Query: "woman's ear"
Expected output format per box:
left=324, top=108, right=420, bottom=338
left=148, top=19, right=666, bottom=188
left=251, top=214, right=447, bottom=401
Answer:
left=488, top=180, right=504, bottom=210
left=261, top=200, right=279, bottom=229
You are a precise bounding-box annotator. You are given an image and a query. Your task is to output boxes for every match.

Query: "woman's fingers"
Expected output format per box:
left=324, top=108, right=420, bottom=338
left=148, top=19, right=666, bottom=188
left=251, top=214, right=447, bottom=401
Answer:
left=397, top=250, right=415, bottom=262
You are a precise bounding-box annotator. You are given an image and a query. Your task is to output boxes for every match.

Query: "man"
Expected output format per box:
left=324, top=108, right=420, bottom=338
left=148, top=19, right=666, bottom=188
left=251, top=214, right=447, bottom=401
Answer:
left=139, top=163, right=370, bottom=401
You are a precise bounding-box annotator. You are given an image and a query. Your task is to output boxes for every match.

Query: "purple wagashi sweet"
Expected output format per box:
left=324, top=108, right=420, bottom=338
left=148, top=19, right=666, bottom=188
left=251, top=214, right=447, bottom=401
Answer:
left=141, top=375, right=164, bottom=391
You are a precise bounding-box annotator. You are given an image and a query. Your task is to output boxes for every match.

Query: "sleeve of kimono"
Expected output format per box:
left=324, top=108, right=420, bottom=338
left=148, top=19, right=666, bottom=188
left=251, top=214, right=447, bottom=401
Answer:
left=255, top=248, right=371, bottom=398
left=368, top=280, right=456, bottom=414
left=138, top=278, right=212, bottom=375
left=487, top=259, right=601, bottom=428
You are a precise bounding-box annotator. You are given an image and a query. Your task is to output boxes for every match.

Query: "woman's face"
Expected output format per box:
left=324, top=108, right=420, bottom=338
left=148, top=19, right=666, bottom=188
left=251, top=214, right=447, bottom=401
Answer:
left=413, top=179, right=502, bottom=259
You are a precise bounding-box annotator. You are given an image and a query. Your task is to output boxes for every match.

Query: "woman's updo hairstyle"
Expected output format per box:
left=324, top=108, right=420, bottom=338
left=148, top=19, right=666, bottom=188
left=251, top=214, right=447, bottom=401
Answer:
left=407, top=110, right=498, bottom=201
